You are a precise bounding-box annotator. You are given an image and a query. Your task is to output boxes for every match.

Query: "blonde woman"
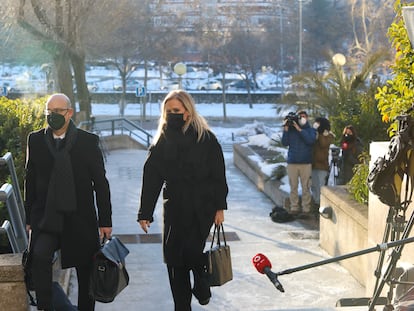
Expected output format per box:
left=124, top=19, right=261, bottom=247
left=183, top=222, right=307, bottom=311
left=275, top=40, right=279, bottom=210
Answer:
left=137, top=90, right=228, bottom=310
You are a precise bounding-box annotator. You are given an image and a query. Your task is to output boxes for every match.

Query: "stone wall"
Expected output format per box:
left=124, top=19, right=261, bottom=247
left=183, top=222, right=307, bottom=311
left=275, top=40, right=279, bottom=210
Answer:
left=0, top=253, right=28, bottom=311
left=319, top=186, right=368, bottom=286
left=233, top=143, right=288, bottom=207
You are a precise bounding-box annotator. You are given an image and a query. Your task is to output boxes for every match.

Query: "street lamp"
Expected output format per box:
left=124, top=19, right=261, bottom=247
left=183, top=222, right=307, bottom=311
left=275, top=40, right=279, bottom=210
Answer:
left=173, top=62, right=187, bottom=89
left=332, top=53, right=346, bottom=67
left=402, top=6, right=414, bottom=47
left=279, top=4, right=285, bottom=98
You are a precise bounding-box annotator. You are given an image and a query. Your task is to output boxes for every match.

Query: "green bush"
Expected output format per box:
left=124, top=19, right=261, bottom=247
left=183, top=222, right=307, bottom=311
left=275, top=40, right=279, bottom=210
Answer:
left=0, top=96, right=45, bottom=187
left=348, top=152, right=370, bottom=204
left=0, top=96, right=45, bottom=252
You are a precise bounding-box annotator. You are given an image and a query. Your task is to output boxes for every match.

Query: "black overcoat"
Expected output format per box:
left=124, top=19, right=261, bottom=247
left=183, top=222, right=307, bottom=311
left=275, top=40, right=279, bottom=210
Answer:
left=24, top=127, right=112, bottom=268
left=138, top=128, right=228, bottom=266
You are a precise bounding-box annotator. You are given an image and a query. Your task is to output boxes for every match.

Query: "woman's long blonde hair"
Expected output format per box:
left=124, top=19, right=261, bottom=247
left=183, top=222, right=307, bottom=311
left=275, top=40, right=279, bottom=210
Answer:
left=153, top=90, right=210, bottom=144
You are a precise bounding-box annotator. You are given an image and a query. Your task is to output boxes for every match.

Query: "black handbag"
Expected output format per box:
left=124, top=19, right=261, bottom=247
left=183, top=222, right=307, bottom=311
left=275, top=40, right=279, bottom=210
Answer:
left=89, top=237, right=130, bottom=303
left=206, top=223, right=233, bottom=287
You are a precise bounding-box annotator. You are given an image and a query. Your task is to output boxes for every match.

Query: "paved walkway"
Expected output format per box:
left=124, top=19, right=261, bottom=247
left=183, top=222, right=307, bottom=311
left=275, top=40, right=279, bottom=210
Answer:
left=68, top=148, right=367, bottom=311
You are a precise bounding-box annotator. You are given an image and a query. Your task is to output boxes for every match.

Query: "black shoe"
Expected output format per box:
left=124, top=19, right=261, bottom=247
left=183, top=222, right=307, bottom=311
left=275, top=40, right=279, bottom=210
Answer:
left=198, top=297, right=210, bottom=305
left=192, top=288, right=211, bottom=306
left=192, top=270, right=211, bottom=306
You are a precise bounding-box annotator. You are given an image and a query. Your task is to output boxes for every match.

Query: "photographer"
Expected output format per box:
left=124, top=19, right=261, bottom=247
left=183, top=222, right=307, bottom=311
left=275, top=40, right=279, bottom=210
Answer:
left=338, top=125, right=363, bottom=185
left=281, top=110, right=316, bottom=215
left=311, top=117, right=335, bottom=208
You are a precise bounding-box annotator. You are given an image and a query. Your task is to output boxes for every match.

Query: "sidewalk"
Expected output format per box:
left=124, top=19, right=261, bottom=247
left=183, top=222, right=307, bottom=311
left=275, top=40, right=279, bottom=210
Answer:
left=69, top=148, right=366, bottom=311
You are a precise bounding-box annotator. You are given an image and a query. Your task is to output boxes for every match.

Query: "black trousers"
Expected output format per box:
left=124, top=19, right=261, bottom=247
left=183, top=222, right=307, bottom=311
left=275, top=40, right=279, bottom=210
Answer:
left=31, top=231, right=95, bottom=311
left=167, top=265, right=192, bottom=311
left=167, top=263, right=210, bottom=311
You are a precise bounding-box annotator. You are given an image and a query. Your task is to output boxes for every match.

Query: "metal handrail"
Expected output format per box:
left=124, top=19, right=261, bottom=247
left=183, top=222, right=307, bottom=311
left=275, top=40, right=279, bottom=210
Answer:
left=0, top=152, right=28, bottom=253
left=78, top=117, right=153, bottom=147
left=0, top=183, right=27, bottom=253
left=0, top=152, right=25, bottom=222
left=0, top=220, right=19, bottom=253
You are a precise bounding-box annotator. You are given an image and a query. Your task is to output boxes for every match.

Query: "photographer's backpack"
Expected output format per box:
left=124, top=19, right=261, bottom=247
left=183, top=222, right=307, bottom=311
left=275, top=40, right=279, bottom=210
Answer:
left=269, top=205, right=294, bottom=223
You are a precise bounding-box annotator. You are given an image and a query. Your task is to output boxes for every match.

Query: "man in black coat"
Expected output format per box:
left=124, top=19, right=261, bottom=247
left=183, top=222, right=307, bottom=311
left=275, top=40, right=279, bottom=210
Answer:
left=24, top=93, right=112, bottom=311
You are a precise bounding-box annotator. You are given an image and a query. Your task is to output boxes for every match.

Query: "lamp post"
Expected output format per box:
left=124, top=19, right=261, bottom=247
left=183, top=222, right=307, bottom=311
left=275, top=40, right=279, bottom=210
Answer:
left=173, top=62, right=187, bottom=89
left=279, top=4, right=285, bottom=99
left=299, top=0, right=303, bottom=74
left=40, top=63, right=52, bottom=92
left=402, top=6, right=414, bottom=47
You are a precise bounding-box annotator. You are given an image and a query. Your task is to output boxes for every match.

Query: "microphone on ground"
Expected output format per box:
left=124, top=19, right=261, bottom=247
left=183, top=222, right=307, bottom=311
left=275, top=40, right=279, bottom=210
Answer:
left=252, top=253, right=285, bottom=293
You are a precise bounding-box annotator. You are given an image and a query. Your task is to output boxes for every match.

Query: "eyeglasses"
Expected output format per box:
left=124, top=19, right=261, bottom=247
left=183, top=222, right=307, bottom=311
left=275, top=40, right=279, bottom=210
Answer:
left=44, top=108, right=69, bottom=115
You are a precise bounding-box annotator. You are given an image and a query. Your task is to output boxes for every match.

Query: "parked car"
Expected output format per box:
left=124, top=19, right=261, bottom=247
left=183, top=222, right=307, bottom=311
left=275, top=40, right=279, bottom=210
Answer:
left=113, top=80, right=141, bottom=92
left=161, top=80, right=188, bottom=91
left=3, top=80, right=35, bottom=93
left=226, top=79, right=258, bottom=90
left=87, top=82, right=99, bottom=92
left=197, top=79, right=222, bottom=90
left=2, top=82, right=15, bottom=92
left=73, top=82, right=99, bottom=93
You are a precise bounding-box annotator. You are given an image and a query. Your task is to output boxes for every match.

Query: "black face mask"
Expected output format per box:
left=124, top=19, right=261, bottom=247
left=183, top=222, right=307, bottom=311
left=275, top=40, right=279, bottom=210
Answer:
left=47, top=112, right=66, bottom=130
left=166, top=113, right=185, bottom=130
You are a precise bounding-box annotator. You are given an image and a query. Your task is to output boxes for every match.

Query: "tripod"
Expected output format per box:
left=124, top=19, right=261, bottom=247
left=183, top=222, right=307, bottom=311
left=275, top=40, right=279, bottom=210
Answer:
left=367, top=114, right=414, bottom=310
left=259, top=114, right=414, bottom=310
left=326, top=147, right=341, bottom=186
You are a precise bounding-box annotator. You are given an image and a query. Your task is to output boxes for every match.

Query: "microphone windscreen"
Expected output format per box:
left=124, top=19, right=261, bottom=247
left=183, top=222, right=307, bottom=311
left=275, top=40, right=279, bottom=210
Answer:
left=252, top=253, right=272, bottom=274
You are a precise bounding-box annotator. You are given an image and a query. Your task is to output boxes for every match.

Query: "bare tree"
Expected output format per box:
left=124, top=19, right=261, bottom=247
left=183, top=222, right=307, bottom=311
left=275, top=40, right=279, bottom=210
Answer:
left=226, top=29, right=262, bottom=108
left=14, top=0, right=102, bottom=121
left=86, top=0, right=180, bottom=117
left=349, top=0, right=394, bottom=59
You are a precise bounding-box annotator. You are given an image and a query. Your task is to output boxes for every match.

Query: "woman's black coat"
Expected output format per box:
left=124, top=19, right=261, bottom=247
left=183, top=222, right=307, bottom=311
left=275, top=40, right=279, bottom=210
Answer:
left=24, top=128, right=112, bottom=268
left=340, top=137, right=363, bottom=184
left=138, top=128, right=228, bottom=266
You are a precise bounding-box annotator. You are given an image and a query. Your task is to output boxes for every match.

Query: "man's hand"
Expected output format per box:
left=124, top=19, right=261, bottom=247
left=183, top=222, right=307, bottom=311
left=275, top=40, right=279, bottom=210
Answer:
left=292, top=121, right=301, bottom=132
left=283, top=119, right=289, bottom=131
left=99, top=227, right=112, bottom=240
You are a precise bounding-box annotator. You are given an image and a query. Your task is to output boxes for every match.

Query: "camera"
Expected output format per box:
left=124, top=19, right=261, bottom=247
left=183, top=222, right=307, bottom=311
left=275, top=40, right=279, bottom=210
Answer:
left=330, top=146, right=341, bottom=164
left=284, top=112, right=299, bottom=127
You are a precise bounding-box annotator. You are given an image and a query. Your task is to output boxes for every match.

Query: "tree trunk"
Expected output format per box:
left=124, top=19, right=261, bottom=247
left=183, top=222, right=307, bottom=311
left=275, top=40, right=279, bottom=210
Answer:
left=54, top=48, right=76, bottom=112
left=71, top=53, right=91, bottom=123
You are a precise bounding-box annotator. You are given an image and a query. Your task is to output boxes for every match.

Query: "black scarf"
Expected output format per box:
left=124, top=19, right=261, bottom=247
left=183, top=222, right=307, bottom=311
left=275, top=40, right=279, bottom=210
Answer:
left=39, top=120, right=78, bottom=233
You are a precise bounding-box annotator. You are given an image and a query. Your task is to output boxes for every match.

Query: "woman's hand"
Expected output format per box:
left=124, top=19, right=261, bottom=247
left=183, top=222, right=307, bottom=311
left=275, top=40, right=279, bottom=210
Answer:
left=214, top=210, right=224, bottom=225
left=139, top=220, right=151, bottom=233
